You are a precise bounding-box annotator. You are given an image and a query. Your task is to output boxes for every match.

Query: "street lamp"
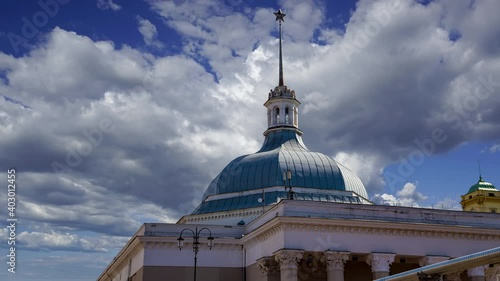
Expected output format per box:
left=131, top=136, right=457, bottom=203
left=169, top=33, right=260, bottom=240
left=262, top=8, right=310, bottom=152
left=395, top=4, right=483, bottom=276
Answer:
left=177, top=227, right=214, bottom=281
left=283, top=170, right=294, bottom=200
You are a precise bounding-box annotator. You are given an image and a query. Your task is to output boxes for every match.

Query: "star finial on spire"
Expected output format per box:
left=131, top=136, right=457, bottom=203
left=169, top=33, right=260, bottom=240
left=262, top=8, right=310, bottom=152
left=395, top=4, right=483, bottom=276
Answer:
left=274, top=9, right=286, bottom=22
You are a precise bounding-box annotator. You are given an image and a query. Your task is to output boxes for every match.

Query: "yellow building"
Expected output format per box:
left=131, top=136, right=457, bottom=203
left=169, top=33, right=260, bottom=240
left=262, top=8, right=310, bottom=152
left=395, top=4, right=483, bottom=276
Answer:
left=461, top=176, right=500, bottom=213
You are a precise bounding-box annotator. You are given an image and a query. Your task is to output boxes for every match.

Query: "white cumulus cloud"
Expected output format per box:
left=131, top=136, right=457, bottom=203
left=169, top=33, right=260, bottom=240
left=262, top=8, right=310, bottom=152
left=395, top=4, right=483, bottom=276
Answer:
left=372, top=182, right=428, bottom=207
left=137, top=17, right=164, bottom=48
left=489, top=144, right=500, bottom=153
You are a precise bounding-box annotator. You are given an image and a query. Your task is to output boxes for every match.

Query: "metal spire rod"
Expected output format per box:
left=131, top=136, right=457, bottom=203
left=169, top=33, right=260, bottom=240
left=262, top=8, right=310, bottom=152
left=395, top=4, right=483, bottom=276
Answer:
left=478, top=160, right=482, bottom=180
left=274, top=9, right=286, bottom=86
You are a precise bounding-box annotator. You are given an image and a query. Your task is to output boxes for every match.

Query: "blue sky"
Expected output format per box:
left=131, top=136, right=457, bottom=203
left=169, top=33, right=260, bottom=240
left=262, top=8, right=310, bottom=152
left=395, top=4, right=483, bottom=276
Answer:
left=0, top=0, right=499, bottom=280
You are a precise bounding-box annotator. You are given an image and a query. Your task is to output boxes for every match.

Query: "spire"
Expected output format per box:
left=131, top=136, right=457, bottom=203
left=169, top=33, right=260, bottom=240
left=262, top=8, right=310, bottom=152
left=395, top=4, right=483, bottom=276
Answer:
left=478, top=161, right=483, bottom=182
left=264, top=9, right=300, bottom=136
left=274, top=9, right=286, bottom=86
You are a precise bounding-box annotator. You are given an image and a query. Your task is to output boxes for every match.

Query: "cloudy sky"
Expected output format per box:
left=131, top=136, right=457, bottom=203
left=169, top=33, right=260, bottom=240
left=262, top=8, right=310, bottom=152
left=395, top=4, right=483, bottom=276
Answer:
left=1, top=0, right=499, bottom=280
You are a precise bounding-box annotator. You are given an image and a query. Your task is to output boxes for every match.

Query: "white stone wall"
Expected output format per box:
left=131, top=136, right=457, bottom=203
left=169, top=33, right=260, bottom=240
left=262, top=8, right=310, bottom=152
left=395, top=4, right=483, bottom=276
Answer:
left=266, top=99, right=299, bottom=128
left=144, top=243, right=243, bottom=268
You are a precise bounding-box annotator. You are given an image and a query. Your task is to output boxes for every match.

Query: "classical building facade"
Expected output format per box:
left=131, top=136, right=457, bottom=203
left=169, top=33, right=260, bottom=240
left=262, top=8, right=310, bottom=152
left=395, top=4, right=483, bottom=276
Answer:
left=98, top=10, right=500, bottom=281
left=98, top=201, right=500, bottom=281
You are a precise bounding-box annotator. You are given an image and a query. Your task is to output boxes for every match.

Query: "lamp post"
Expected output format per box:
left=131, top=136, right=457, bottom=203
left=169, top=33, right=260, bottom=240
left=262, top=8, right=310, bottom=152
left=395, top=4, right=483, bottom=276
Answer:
left=177, top=227, right=214, bottom=281
left=283, top=170, right=294, bottom=200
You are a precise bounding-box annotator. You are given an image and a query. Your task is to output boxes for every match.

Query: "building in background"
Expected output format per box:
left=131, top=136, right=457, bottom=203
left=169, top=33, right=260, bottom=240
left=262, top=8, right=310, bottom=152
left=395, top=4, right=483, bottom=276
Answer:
left=97, top=10, right=500, bottom=281
left=461, top=177, right=500, bottom=213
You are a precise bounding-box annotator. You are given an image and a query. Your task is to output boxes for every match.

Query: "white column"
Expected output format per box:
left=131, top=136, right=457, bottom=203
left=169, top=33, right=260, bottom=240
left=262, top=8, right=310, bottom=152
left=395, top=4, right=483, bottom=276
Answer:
left=418, top=256, right=449, bottom=267
left=468, top=266, right=486, bottom=281
left=366, top=253, right=395, bottom=279
left=485, top=264, right=500, bottom=281
left=274, top=249, right=304, bottom=281
left=321, top=251, right=349, bottom=281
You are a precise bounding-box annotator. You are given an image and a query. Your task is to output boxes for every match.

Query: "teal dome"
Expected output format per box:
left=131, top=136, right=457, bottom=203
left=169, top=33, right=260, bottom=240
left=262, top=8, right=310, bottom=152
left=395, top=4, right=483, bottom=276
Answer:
left=192, top=128, right=369, bottom=215
left=191, top=22, right=371, bottom=215
left=467, top=177, right=498, bottom=194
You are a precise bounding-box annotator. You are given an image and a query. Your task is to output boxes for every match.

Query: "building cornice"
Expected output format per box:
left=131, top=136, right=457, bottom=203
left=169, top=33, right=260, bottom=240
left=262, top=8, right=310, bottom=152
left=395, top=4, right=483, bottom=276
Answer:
left=97, top=236, right=143, bottom=281
left=263, top=126, right=303, bottom=136
left=139, top=235, right=242, bottom=251
left=97, top=224, right=149, bottom=281
left=179, top=207, right=264, bottom=224
left=241, top=215, right=500, bottom=250
left=278, top=200, right=500, bottom=229
left=276, top=216, right=500, bottom=240
left=242, top=217, right=283, bottom=247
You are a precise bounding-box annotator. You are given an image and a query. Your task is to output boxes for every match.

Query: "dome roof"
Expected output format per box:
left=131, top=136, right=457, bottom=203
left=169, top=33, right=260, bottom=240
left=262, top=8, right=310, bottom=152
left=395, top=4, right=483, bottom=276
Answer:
left=192, top=129, right=370, bottom=215
left=191, top=12, right=370, bottom=216
left=467, top=177, right=498, bottom=194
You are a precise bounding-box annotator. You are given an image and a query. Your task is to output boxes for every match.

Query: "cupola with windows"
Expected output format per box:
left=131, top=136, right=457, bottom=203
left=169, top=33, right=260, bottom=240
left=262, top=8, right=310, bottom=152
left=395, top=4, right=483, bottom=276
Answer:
left=265, top=85, right=300, bottom=132
left=183, top=10, right=371, bottom=224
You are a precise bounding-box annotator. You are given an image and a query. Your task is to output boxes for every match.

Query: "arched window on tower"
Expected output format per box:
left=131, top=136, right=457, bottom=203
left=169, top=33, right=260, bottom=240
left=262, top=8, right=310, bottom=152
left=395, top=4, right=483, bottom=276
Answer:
left=285, top=107, right=289, bottom=124
left=294, top=107, right=298, bottom=126
left=274, top=107, right=280, bottom=124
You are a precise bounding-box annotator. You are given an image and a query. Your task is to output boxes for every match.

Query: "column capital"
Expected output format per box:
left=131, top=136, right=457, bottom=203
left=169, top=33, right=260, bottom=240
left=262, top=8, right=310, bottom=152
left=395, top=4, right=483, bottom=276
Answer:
left=419, top=256, right=450, bottom=267
left=257, top=256, right=279, bottom=276
left=366, top=253, right=396, bottom=272
left=468, top=266, right=485, bottom=277
left=321, top=251, right=350, bottom=271
left=274, top=249, right=304, bottom=270
left=485, top=264, right=500, bottom=281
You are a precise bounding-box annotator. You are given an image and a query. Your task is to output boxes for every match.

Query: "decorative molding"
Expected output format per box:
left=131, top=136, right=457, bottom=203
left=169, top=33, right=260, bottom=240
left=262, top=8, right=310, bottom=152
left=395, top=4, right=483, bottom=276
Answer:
left=268, top=85, right=296, bottom=100
left=257, top=256, right=279, bottom=275
left=97, top=236, right=142, bottom=281
left=418, top=256, right=450, bottom=266
left=142, top=240, right=240, bottom=251
left=182, top=208, right=262, bottom=223
left=260, top=219, right=500, bottom=242
left=485, top=264, right=499, bottom=281
left=366, top=253, right=396, bottom=272
left=143, top=241, right=176, bottom=249
left=244, top=224, right=283, bottom=247
left=321, top=251, right=350, bottom=271
left=274, top=249, right=304, bottom=270
left=467, top=266, right=485, bottom=277
left=240, top=218, right=500, bottom=258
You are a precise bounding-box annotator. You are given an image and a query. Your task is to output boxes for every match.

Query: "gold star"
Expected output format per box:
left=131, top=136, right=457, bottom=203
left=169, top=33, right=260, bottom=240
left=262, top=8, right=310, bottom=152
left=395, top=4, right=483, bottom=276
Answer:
left=274, top=9, right=286, bottom=22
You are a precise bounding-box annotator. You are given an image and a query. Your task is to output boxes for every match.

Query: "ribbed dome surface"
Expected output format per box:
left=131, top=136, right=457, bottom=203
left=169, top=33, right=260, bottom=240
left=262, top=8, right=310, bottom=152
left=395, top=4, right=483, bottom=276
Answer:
left=467, top=177, right=498, bottom=194
left=191, top=15, right=371, bottom=216
left=192, top=129, right=369, bottom=215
